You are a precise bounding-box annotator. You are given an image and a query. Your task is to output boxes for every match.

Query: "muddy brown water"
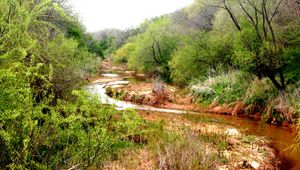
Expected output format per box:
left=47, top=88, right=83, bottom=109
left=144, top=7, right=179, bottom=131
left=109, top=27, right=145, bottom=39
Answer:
left=88, top=72, right=300, bottom=170
left=185, top=112, right=299, bottom=170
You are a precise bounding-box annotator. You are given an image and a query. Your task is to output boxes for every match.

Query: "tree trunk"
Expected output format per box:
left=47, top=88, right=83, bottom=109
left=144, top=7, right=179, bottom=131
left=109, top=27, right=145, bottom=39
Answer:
left=279, top=69, right=285, bottom=91
left=266, top=72, right=285, bottom=93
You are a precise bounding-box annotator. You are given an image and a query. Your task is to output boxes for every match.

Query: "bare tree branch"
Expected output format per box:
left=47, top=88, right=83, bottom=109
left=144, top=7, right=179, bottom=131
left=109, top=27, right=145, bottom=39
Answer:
left=239, top=2, right=263, bottom=42
left=270, top=0, right=284, bottom=22
left=151, top=40, right=162, bottom=65
left=245, top=0, right=263, bottom=14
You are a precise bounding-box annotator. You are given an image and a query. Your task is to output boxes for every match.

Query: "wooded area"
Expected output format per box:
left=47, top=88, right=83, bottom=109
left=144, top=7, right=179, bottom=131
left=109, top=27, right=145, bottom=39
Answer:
left=0, top=0, right=299, bottom=169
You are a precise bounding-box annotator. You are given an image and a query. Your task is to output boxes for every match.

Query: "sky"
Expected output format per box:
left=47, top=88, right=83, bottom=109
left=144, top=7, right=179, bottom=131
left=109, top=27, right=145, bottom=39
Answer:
left=68, top=0, right=194, bottom=32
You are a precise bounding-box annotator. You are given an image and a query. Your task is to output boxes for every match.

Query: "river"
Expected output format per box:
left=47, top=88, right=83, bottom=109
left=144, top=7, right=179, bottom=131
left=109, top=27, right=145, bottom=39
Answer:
left=87, top=71, right=299, bottom=170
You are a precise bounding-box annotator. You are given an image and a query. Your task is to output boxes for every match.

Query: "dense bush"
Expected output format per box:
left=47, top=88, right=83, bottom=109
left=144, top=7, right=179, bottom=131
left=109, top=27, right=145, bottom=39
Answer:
left=0, top=90, right=150, bottom=169
left=0, top=1, right=150, bottom=169
left=44, top=35, right=99, bottom=99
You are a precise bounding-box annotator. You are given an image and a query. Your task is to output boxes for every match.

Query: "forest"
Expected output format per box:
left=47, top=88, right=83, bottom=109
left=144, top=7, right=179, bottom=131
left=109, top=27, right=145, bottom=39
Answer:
left=0, top=0, right=299, bottom=169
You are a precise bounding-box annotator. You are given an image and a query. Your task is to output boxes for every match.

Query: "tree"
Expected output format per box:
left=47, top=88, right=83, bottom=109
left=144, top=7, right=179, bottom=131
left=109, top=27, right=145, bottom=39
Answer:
left=127, top=17, right=180, bottom=81
left=112, top=43, right=135, bottom=63
left=208, top=0, right=299, bottom=92
left=170, top=31, right=234, bottom=85
left=171, top=2, right=217, bottom=33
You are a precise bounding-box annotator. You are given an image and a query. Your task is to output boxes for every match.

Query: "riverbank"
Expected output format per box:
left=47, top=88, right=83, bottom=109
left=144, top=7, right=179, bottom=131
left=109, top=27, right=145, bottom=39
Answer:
left=104, top=74, right=296, bottom=131
left=102, top=111, right=281, bottom=170
left=100, top=60, right=297, bottom=131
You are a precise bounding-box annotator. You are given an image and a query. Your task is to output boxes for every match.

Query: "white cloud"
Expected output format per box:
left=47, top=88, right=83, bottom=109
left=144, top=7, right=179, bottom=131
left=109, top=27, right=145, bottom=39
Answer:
left=68, top=0, right=194, bottom=32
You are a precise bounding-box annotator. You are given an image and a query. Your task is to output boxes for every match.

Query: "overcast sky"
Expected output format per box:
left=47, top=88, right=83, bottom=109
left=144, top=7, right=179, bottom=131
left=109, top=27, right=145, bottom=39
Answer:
left=68, top=0, right=194, bottom=32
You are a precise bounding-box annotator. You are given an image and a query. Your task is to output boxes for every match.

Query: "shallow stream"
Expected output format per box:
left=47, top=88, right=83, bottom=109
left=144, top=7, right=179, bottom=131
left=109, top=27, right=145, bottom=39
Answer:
left=88, top=72, right=299, bottom=170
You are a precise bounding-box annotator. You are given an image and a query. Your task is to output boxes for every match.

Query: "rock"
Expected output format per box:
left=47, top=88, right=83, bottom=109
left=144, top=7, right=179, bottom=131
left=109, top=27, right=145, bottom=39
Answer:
left=140, top=91, right=152, bottom=95
left=250, top=112, right=261, bottom=121
left=225, top=128, right=241, bottom=136
left=234, top=161, right=245, bottom=168
left=213, top=106, right=223, bottom=113
left=250, top=161, right=260, bottom=169
left=212, top=105, right=233, bottom=115
left=107, top=81, right=129, bottom=86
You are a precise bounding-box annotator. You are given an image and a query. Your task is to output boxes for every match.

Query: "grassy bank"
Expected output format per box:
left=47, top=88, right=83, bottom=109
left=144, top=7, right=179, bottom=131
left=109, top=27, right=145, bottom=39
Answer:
left=190, top=71, right=299, bottom=125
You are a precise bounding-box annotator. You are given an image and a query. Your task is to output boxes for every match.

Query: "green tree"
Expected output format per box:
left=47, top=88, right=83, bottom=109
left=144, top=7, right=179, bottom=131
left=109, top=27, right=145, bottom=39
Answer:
left=211, top=0, right=300, bottom=92
left=112, top=42, right=136, bottom=63
left=170, top=31, right=233, bottom=86
left=0, top=1, right=149, bottom=169
left=127, top=17, right=180, bottom=81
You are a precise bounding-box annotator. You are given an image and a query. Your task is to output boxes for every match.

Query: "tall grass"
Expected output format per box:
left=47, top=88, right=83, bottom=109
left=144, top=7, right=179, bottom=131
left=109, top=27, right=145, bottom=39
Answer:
left=147, top=126, right=228, bottom=170
left=190, top=71, right=249, bottom=104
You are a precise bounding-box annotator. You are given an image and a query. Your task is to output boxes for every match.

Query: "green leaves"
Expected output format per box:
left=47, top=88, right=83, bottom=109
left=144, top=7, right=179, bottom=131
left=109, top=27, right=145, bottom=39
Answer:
left=0, top=0, right=125, bottom=169
left=125, top=17, right=180, bottom=80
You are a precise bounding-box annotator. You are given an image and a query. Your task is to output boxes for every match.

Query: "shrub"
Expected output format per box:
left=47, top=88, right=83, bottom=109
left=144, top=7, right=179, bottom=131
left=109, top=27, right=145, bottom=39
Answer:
left=0, top=90, right=150, bottom=169
left=45, top=36, right=99, bottom=100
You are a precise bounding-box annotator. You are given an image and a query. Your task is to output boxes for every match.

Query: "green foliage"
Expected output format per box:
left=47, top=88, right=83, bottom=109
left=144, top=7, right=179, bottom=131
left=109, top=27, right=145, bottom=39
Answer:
left=170, top=32, right=233, bottom=86
left=0, top=69, right=32, bottom=112
left=281, top=19, right=300, bottom=85
left=44, top=35, right=99, bottom=99
left=0, top=90, right=150, bottom=169
left=66, top=18, right=105, bottom=58
left=0, top=0, right=150, bottom=169
left=112, top=43, right=135, bottom=64
left=127, top=17, right=180, bottom=81
left=244, top=78, right=278, bottom=105
left=190, top=71, right=280, bottom=106
left=170, top=34, right=210, bottom=86
left=232, top=25, right=283, bottom=75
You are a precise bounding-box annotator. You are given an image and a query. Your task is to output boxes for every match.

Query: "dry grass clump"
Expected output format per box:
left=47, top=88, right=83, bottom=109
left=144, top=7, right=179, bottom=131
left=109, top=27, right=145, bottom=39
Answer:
left=152, top=130, right=222, bottom=170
